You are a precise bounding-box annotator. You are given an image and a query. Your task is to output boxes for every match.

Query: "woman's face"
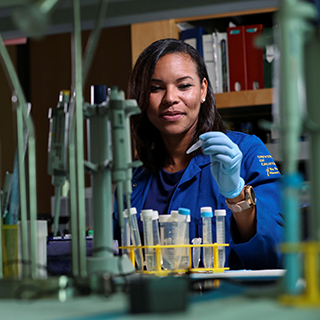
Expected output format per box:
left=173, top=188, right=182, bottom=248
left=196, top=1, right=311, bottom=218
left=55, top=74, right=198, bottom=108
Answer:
left=147, top=53, right=207, bottom=139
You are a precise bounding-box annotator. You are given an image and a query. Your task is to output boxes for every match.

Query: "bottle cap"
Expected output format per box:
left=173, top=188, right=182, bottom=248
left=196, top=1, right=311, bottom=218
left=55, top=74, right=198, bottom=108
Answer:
left=152, top=210, right=159, bottom=220
left=141, top=209, right=154, bottom=221
left=124, top=207, right=137, bottom=217
left=214, top=209, right=226, bottom=216
left=170, top=210, right=179, bottom=221
left=178, top=208, right=191, bottom=215
left=201, top=206, right=213, bottom=217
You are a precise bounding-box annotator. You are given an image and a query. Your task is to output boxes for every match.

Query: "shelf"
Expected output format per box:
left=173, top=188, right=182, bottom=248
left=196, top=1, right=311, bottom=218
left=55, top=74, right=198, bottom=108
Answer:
left=215, top=88, right=273, bottom=108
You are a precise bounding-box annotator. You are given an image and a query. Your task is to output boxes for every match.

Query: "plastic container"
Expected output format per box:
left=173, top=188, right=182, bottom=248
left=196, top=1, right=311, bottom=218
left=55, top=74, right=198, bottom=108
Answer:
left=173, top=208, right=191, bottom=270
left=141, top=209, right=156, bottom=271
left=159, top=214, right=174, bottom=270
left=121, top=209, right=131, bottom=256
left=201, top=207, right=213, bottom=268
left=215, top=209, right=226, bottom=268
left=125, top=207, right=143, bottom=271
left=152, top=210, right=162, bottom=266
left=191, top=237, right=202, bottom=268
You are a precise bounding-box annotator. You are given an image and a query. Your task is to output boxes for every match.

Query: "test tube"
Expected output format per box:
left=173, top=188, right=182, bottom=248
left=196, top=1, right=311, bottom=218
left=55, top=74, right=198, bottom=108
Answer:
left=125, top=207, right=144, bottom=271
left=173, top=208, right=191, bottom=270
left=191, top=237, right=202, bottom=268
left=152, top=210, right=162, bottom=268
left=215, top=209, right=226, bottom=268
left=159, top=214, right=174, bottom=270
left=201, top=207, right=213, bottom=269
left=141, top=209, right=156, bottom=271
left=121, top=209, right=131, bottom=255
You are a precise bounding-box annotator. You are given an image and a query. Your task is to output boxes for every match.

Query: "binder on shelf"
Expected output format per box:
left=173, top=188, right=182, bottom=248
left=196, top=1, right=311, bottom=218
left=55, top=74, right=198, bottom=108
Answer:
left=244, top=24, right=264, bottom=90
left=202, top=33, right=216, bottom=90
left=181, top=27, right=206, bottom=58
left=227, top=25, right=247, bottom=92
left=215, top=31, right=228, bottom=93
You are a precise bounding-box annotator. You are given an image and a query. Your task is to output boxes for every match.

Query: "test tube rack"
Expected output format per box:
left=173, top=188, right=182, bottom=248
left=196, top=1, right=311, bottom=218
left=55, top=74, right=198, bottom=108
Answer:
left=120, top=242, right=229, bottom=276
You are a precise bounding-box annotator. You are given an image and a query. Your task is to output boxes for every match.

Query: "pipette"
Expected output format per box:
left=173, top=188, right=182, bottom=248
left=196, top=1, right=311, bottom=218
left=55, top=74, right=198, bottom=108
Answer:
left=186, top=139, right=203, bottom=154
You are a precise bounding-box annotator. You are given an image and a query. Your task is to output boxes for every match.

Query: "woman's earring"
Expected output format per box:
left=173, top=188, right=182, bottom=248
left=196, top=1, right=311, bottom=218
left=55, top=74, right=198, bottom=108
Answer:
left=201, top=98, right=206, bottom=103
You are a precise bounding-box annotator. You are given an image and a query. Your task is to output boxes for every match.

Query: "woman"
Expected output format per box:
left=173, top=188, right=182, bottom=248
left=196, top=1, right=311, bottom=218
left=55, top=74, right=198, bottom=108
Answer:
left=114, top=38, right=283, bottom=270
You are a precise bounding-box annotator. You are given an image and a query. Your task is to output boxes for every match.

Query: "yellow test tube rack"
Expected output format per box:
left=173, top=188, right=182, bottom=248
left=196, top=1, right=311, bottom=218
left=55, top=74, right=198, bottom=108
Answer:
left=280, top=241, right=320, bottom=307
left=119, top=242, right=229, bottom=276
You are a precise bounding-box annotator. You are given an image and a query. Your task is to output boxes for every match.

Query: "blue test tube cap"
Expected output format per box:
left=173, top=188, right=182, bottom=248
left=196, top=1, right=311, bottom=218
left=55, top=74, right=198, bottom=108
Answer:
left=178, top=207, right=191, bottom=215
left=201, top=206, right=213, bottom=218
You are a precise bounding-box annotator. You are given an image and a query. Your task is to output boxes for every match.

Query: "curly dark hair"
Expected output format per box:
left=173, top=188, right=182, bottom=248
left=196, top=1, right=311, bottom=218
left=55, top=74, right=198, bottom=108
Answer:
left=128, top=38, right=226, bottom=172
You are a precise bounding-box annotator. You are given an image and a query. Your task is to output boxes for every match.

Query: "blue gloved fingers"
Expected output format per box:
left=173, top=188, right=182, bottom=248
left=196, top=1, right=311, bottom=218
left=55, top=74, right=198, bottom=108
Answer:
left=202, top=143, right=240, bottom=160
left=200, top=131, right=236, bottom=148
left=210, top=152, right=242, bottom=172
left=200, top=131, right=244, bottom=198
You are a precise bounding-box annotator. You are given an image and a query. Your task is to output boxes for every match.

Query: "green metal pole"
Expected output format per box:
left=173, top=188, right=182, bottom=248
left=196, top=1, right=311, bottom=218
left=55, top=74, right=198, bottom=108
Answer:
left=89, top=93, right=113, bottom=261
left=276, top=0, right=317, bottom=294
left=305, top=28, right=320, bottom=242
left=72, top=0, right=87, bottom=278
left=82, top=0, right=109, bottom=86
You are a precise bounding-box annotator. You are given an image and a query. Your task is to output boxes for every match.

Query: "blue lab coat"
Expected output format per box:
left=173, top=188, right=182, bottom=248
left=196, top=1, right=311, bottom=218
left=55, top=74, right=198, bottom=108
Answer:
left=114, top=131, right=284, bottom=270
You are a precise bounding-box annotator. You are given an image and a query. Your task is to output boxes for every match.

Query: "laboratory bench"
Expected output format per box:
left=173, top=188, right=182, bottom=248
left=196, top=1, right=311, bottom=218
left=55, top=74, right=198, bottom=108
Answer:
left=0, top=278, right=319, bottom=320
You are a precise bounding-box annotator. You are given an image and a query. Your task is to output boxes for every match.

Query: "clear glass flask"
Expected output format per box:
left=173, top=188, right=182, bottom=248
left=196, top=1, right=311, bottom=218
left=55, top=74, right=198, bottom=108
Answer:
left=201, top=207, right=213, bottom=269
left=215, top=209, right=226, bottom=268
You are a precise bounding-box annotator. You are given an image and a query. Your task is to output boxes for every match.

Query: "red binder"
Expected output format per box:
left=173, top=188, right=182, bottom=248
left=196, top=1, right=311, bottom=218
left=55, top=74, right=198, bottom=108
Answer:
left=227, top=25, right=247, bottom=92
left=244, top=24, right=264, bottom=90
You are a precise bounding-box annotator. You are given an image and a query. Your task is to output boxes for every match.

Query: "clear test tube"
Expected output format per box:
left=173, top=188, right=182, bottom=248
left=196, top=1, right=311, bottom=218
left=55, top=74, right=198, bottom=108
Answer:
left=141, top=209, right=156, bottom=271
left=174, top=208, right=191, bottom=269
left=159, top=214, right=174, bottom=270
left=125, top=207, right=144, bottom=271
left=152, top=210, right=162, bottom=268
left=121, top=209, right=131, bottom=255
left=201, top=207, right=213, bottom=268
left=215, top=209, right=226, bottom=268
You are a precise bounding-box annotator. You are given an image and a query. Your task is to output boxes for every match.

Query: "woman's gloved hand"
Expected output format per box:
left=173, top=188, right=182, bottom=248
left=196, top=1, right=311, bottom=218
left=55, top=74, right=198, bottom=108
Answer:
left=199, top=131, right=245, bottom=198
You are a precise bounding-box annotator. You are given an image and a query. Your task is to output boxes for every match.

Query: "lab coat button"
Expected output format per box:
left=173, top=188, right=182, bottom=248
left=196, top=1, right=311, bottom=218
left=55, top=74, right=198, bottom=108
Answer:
left=132, top=183, right=137, bottom=188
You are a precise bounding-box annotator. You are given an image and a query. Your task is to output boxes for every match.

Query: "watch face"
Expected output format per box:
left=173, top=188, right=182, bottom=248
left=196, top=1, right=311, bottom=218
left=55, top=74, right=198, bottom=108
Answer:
left=247, top=185, right=256, bottom=205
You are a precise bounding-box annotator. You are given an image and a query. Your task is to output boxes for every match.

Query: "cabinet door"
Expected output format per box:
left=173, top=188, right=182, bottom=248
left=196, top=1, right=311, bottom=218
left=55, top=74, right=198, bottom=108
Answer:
left=131, top=19, right=180, bottom=66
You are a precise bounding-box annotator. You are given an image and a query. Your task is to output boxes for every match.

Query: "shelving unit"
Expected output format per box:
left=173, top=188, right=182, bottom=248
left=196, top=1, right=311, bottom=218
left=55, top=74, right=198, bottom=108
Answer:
left=215, top=88, right=273, bottom=108
left=130, top=5, right=278, bottom=110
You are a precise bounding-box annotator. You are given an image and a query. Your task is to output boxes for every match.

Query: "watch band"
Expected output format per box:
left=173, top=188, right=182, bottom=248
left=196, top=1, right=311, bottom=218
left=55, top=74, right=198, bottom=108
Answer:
left=226, top=185, right=256, bottom=213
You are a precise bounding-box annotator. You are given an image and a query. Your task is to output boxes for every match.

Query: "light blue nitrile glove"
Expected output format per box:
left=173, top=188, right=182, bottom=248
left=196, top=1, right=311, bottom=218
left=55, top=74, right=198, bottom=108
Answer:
left=199, top=132, right=245, bottom=198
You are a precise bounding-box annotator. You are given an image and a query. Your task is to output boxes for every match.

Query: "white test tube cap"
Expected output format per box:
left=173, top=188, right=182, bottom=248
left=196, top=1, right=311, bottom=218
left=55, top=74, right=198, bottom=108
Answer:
left=214, top=209, right=226, bottom=216
left=123, top=207, right=137, bottom=218
left=152, top=210, right=159, bottom=220
left=170, top=210, right=179, bottom=221
left=200, top=206, right=213, bottom=218
left=141, top=209, right=154, bottom=221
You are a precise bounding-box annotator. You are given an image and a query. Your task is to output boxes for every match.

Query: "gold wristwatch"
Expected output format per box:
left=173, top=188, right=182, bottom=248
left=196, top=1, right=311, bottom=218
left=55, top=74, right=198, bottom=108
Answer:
left=226, top=185, right=256, bottom=213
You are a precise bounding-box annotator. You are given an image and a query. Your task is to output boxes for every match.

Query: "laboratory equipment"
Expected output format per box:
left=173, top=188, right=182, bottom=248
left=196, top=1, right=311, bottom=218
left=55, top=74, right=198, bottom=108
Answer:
left=215, top=209, right=226, bottom=268
left=186, top=139, right=204, bottom=154
left=174, top=208, right=191, bottom=270
left=191, top=238, right=202, bottom=268
left=48, top=90, right=70, bottom=236
left=125, top=207, right=144, bottom=271
left=159, top=214, right=175, bottom=270
left=141, top=209, right=156, bottom=271
left=201, top=207, right=213, bottom=269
